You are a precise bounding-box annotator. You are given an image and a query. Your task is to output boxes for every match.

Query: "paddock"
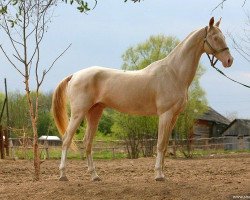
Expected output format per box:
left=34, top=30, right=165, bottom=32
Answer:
left=0, top=154, right=249, bottom=200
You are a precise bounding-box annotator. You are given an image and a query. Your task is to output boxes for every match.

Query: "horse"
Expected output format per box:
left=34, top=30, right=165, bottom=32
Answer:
left=52, top=17, right=233, bottom=181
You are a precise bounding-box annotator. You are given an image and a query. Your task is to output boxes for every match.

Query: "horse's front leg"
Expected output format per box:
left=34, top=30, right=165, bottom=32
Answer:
left=155, top=111, right=177, bottom=181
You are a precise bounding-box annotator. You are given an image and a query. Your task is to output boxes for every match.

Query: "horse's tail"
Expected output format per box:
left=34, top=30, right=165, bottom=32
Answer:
left=52, top=75, right=72, bottom=137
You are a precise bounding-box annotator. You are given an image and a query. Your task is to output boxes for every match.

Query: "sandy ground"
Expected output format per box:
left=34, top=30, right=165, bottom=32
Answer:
left=0, top=154, right=249, bottom=200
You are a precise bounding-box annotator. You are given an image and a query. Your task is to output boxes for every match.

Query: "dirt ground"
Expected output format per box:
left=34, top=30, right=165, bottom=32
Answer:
left=0, top=154, right=249, bottom=200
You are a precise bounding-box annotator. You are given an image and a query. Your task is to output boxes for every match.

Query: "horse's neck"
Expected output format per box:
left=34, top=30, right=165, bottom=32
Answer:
left=161, top=28, right=205, bottom=87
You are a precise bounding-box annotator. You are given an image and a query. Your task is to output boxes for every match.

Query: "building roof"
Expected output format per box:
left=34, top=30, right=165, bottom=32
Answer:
left=223, top=119, right=250, bottom=136
left=39, top=135, right=61, bottom=141
left=197, top=107, right=230, bottom=125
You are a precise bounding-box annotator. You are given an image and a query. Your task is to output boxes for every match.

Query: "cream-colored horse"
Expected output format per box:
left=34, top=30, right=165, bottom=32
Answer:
left=52, top=17, right=233, bottom=181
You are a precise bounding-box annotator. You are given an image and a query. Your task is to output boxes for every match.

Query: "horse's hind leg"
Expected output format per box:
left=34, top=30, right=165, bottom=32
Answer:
left=59, top=110, right=85, bottom=181
left=83, top=103, right=104, bottom=181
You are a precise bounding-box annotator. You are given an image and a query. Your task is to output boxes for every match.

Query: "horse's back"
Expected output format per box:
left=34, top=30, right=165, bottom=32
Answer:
left=67, top=66, right=158, bottom=115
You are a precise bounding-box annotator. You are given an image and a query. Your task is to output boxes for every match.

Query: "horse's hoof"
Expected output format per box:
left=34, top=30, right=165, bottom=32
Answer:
left=59, top=176, right=69, bottom=181
left=92, top=176, right=101, bottom=181
left=155, top=176, right=165, bottom=181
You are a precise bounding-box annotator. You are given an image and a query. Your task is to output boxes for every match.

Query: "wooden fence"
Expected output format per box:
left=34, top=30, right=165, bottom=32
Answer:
left=1, top=136, right=249, bottom=159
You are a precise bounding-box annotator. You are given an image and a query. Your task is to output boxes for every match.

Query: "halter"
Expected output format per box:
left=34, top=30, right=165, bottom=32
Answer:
left=204, top=26, right=229, bottom=66
left=204, top=26, right=250, bottom=89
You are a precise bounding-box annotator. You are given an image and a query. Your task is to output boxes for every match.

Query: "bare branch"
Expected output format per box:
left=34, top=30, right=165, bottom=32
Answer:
left=38, top=43, right=72, bottom=87
left=35, top=0, right=42, bottom=89
left=242, top=0, right=247, bottom=6
left=40, top=0, right=54, bottom=14
left=0, top=45, right=25, bottom=76
left=13, top=53, right=24, bottom=63
left=212, top=0, right=248, bottom=12
left=229, top=32, right=250, bottom=62
left=1, top=13, right=23, bottom=60
left=211, top=0, right=227, bottom=13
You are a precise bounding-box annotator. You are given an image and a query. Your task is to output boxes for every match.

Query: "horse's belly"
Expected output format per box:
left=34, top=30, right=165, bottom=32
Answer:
left=110, top=103, right=157, bottom=116
left=101, top=95, right=157, bottom=116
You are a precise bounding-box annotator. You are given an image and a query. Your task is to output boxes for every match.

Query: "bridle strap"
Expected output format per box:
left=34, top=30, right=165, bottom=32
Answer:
left=204, top=26, right=229, bottom=55
left=204, top=27, right=250, bottom=89
left=204, top=26, right=229, bottom=66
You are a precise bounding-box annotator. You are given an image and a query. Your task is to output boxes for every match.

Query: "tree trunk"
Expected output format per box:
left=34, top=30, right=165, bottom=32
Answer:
left=33, top=125, right=40, bottom=180
left=25, top=79, right=40, bottom=180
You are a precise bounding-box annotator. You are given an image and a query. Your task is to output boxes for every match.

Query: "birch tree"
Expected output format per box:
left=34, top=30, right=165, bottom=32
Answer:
left=0, top=0, right=70, bottom=180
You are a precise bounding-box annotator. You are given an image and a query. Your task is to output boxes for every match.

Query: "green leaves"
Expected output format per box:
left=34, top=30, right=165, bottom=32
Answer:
left=12, top=0, right=18, bottom=6
left=0, top=1, right=22, bottom=28
left=77, top=1, right=91, bottom=13
left=124, top=0, right=142, bottom=2
left=63, top=0, right=93, bottom=13
left=0, top=5, right=8, bottom=15
left=122, top=35, right=179, bottom=70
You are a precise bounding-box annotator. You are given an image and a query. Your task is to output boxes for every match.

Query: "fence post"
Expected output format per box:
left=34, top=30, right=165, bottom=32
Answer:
left=44, top=140, right=49, bottom=159
left=0, top=125, right=4, bottom=159
left=9, top=138, right=15, bottom=159
left=112, top=147, right=115, bottom=159
left=3, top=128, right=9, bottom=157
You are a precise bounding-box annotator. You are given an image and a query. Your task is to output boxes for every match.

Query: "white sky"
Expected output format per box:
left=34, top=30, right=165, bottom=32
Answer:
left=0, top=0, right=250, bottom=119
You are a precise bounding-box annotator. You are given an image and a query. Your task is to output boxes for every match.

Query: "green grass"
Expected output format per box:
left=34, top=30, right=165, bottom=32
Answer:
left=94, top=131, right=119, bottom=141
left=10, top=146, right=250, bottom=160
left=12, top=147, right=127, bottom=160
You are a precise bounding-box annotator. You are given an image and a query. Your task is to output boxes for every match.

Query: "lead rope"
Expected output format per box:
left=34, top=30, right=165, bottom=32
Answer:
left=206, top=53, right=250, bottom=89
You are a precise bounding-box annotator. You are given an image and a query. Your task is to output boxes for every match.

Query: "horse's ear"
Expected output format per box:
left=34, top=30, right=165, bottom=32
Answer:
left=209, top=17, right=214, bottom=27
left=215, top=17, right=222, bottom=27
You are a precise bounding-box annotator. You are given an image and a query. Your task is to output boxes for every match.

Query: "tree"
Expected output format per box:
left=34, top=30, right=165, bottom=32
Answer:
left=229, top=13, right=250, bottom=63
left=0, top=91, right=58, bottom=138
left=122, top=35, right=179, bottom=70
left=98, top=109, right=114, bottom=135
left=212, top=0, right=248, bottom=12
left=0, top=0, right=142, bottom=17
left=112, top=113, right=158, bottom=158
left=0, top=1, right=70, bottom=180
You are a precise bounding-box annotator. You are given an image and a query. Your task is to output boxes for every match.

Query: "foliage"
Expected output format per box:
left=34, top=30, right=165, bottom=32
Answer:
left=74, top=121, right=86, bottom=140
left=112, top=112, right=158, bottom=158
left=0, top=91, right=58, bottom=137
left=98, top=109, right=114, bottom=135
left=122, top=35, right=179, bottom=70
left=0, top=0, right=142, bottom=17
left=0, top=92, right=5, bottom=121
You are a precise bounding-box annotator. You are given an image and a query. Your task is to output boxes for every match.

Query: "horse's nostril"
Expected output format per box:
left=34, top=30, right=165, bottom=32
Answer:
left=228, top=58, right=231, bottom=65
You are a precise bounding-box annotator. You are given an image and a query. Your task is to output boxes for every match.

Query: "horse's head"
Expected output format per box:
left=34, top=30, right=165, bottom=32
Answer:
left=204, top=17, right=233, bottom=68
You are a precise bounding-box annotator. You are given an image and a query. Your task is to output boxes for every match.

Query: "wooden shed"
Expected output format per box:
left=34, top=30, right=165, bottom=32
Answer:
left=222, top=119, right=250, bottom=137
left=222, top=119, right=250, bottom=150
left=194, top=107, right=230, bottom=138
left=39, top=135, right=61, bottom=146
